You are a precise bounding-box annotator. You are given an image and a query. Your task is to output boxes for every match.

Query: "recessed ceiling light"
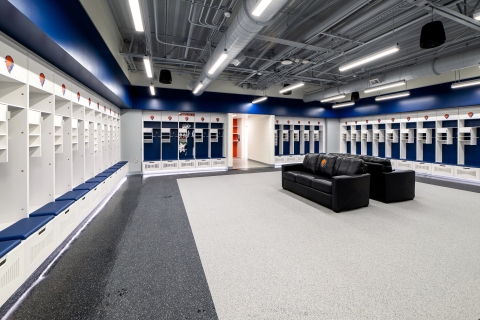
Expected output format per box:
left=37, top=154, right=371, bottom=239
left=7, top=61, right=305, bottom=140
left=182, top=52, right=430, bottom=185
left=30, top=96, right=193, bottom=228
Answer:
left=281, top=59, right=293, bottom=65
left=339, top=44, right=400, bottom=72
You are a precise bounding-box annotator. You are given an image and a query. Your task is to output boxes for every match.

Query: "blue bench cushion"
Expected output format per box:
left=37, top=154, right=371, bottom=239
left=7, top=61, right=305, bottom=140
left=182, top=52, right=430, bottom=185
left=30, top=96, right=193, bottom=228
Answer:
left=30, top=200, right=75, bottom=217
left=0, top=240, right=22, bottom=258
left=86, top=177, right=107, bottom=183
left=117, top=161, right=127, bottom=164
left=0, top=216, right=54, bottom=241
left=56, top=190, right=89, bottom=201
left=96, top=173, right=112, bottom=178
left=73, top=182, right=99, bottom=191
left=103, top=169, right=117, bottom=173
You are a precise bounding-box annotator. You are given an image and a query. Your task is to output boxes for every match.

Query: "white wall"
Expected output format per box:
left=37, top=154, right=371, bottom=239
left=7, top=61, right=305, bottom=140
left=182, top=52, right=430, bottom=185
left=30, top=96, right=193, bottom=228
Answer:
left=120, top=109, right=142, bottom=173
left=326, top=118, right=340, bottom=154
left=247, top=115, right=275, bottom=165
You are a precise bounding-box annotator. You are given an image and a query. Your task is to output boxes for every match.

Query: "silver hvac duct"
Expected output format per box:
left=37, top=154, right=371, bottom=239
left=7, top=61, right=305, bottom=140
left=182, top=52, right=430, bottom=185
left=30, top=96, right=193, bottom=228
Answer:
left=190, top=0, right=289, bottom=95
left=303, top=46, right=480, bottom=103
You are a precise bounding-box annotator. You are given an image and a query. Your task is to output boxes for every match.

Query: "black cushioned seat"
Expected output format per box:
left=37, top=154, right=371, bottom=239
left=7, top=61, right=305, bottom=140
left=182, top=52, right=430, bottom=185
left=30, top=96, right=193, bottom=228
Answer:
left=296, top=173, right=321, bottom=188
left=283, top=171, right=300, bottom=182
left=311, top=178, right=332, bottom=194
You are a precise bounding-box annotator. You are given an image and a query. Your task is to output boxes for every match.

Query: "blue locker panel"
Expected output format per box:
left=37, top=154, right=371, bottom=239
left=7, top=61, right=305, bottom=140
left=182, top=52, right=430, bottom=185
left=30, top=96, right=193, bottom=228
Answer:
left=294, top=125, right=300, bottom=130
left=346, top=126, right=351, bottom=131
left=144, top=129, right=161, bottom=161
left=356, top=142, right=361, bottom=154
left=367, top=142, right=372, bottom=156
left=211, top=129, right=223, bottom=158
left=423, top=121, right=436, bottom=128
left=356, top=125, right=361, bottom=130
left=275, top=125, right=280, bottom=130
left=294, top=140, right=300, bottom=155
left=162, top=129, right=178, bottom=160
left=424, top=130, right=436, bottom=163
left=283, top=125, right=291, bottom=155
left=378, top=143, right=385, bottom=157
left=442, top=120, right=457, bottom=128
left=211, top=123, right=223, bottom=129
left=195, top=129, right=209, bottom=159
left=367, top=125, right=372, bottom=130
left=406, top=122, right=417, bottom=129
left=464, top=128, right=480, bottom=166
left=392, top=123, right=400, bottom=129
left=392, top=142, right=400, bottom=159
left=465, top=119, right=480, bottom=127
left=304, top=141, right=310, bottom=154
left=179, top=129, right=195, bottom=160
left=162, top=122, right=177, bottom=129
left=378, top=124, right=385, bottom=130
left=314, top=141, right=320, bottom=153
left=442, top=128, right=457, bottom=165
left=346, top=141, right=351, bottom=154
left=195, top=123, right=209, bottom=129
left=406, top=129, right=416, bottom=161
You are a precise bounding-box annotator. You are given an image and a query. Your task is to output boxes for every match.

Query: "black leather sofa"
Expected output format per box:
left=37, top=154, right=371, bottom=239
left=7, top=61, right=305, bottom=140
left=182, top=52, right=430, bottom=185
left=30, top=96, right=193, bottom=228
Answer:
left=282, top=154, right=370, bottom=212
left=329, top=153, right=415, bottom=203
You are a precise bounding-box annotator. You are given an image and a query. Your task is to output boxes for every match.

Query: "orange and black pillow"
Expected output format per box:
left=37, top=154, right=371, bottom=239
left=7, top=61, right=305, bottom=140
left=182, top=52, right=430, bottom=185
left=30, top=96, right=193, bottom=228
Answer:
left=314, top=155, right=337, bottom=178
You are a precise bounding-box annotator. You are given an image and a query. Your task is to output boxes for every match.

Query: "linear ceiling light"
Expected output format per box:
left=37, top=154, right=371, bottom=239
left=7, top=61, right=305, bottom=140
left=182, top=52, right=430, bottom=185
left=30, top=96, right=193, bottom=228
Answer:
left=339, top=44, right=400, bottom=72
left=128, top=0, right=144, bottom=32
left=364, top=80, right=406, bottom=93
left=143, top=56, right=153, bottom=78
left=279, top=81, right=305, bottom=94
left=252, top=0, right=273, bottom=17
left=332, top=101, right=355, bottom=108
left=320, top=94, right=346, bottom=103
left=150, top=85, right=155, bottom=96
left=375, top=91, right=410, bottom=101
left=451, top=78, right=480, bottom=89
left=252, top=96, right=267, bottom=104
left=193, top=82, right=204, bottom=94
left=474, top=9, right=480, bottom=21
left=208, top=50, right=229, bottom=75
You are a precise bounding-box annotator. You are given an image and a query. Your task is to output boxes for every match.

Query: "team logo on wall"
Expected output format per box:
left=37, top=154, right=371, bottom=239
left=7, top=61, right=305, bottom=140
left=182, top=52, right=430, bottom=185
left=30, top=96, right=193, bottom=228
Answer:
left=5, top=55, right=14, bottom=73
left=185, top=117, right=189, bottom=121
left=407, top=117, right=411, bottom=121
left=276, top=120, right=279, bottom=124
left=110, top=108, right=112, bottom=114
left=287, top=120, right=290, bottom=124
left=97, top=102, right=100, bottom=109
left=321, top=159, right=327, bottom=167
left=77, top=92, right=81, bottom=101
left=61, top=84, right=66, bottom=95
left=104, top=106, right=107, bottom=112
left=308, top=121, right=310, bottom=124
left=318, top=121, right=320, bottom=125
left=345, top=122, right=347, bottom=125
left=201, top=117, right=205, bottom=122
left=366, top=120, right=369, bottom=123
left=377, top=119, right=381, bottom=123
left=468, top=112, right=474, bottom=118
left=444, top=114, right=449, bottom=119
left=391, top=118, right=395, bottom=122
left=424, top=116, right=428, bottom=120
left=168, top=116, right=172, bottom=121
left=150, top=115, right=154, bottom=120
left=216, top=117, right=219, bottom=122
left=354, top=121, right=357, bottom=124
left=88, top=98, right=91, bottom=106
left=39, top=73, right=45, bottom=87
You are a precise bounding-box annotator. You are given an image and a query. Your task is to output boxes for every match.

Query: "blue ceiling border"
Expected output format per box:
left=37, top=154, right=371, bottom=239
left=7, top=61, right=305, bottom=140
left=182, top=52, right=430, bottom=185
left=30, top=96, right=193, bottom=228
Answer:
left=1, top=0, right=131, bottom=108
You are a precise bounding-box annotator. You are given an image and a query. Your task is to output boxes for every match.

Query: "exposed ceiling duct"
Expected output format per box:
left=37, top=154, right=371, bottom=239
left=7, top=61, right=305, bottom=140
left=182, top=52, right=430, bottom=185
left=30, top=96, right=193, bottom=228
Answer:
left=190, top=0, right=290, bottom=96
left=303, top=46, right=480, bottom=102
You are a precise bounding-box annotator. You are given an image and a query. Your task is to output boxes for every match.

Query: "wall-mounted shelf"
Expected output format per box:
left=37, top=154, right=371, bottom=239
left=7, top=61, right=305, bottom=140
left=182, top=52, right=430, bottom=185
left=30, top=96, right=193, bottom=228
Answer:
left=274, top=131, right=278, bottom=146
left=341, top=131, right=351, bottom=141
left=161, top=128, right=171, bottom=143
left=436, top=128, right=453, bottom=145
left=386, top=129, right=399, bottom=143
left=143, top=128, right=153, bottom=143
left=458, top=127, right=477, bottom=145
left=313, top=130, right=319, bottom=142
left=211, top=129, right=218, bottom=142
left=282, top=130, right=289, bottom=141
left=54, top=115, right=63, bottom=153
left=373, top=130, right=384, bottom=142
left=28, top=110, right=42, bottom=157
left=71, top=118, right=78, bottom=151
left=292, top=130, right=300, bottom=142
left=417, top=128, right=432, bottom=144
left=400, top=129, right=414, bottom=143
left=0, top=104, right=8, bottom=162
left=361, top=130, right=372, bottom=142
left=194, top=129, right=203, bottom=143
left=94, top=123, right=99, bottom=152
left=351, top=131, right=358, bottom=142
left=303, top=131, right=310, bottom=141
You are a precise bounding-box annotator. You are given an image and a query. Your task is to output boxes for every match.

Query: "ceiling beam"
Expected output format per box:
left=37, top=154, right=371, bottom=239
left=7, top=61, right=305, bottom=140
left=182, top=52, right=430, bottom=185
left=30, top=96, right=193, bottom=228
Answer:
left=253, top=35, right=341, bottom=54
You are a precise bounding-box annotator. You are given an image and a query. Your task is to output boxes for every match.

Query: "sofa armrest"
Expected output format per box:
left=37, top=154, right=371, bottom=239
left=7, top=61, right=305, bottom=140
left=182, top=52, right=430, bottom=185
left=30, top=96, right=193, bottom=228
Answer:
left=331, top=174, right=370, bottom=213
left=282, top=163, right=304, bottom=173
left=383, top=170, right=415, bottom=203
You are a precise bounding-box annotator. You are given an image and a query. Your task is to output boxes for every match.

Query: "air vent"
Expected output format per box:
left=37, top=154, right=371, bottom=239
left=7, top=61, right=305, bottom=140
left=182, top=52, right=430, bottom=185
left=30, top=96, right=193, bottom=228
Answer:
left=369, top=78, right=381, bottom=86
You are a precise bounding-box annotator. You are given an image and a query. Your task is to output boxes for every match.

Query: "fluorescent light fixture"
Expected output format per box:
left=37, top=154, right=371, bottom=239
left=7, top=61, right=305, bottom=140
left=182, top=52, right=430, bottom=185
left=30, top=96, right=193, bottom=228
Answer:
left=128, top=0, right=144, bottom=32
left=320, top=94, right=346, bottom=103
left=339, top=44, right=400, bottom=72
left=150, top=85, right=155, bottom=96
left=143, top=56, right=152, bottom=78
left=364, top=80, right=406, bottom=93
left=332, top=101, right=355, bottom=108
left=474, top=9, right=480, bottom=21
left=252, top=0, right=273, bottom=17
left=252, top=96, right=267, bottom=104
left=375, top=91, right=410, bottom=101
left=208, top=50, right=229, bottom=75
left=193, top=82, right=203, bottom=94
left=279, top=81, right=305, bottom=94
left=451, top=78, right=480, bottom=89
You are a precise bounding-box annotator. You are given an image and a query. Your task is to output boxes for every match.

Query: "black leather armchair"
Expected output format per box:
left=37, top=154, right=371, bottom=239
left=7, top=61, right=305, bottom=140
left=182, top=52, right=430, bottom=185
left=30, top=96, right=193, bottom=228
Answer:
left=282, top=155, right=370, bottom=213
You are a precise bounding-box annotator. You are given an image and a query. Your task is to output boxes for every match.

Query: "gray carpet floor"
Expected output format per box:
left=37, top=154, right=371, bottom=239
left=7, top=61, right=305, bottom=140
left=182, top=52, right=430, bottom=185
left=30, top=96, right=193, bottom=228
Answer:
left=178, top=172, right=480, bottom=320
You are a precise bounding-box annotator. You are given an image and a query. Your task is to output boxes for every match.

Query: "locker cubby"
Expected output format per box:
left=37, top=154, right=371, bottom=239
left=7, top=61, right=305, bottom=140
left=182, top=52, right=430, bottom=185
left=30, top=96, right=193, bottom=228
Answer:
left=400, top=129, right=414, bottom=143
left=342, top=131, right=351, bottom=141
left=350, top=131, right=358, bottom=142
left=29, top=91, right=53, bottom=114
left=436, top=128, right=453, bottom=144
left=72, top=103, right=83, bottom=119
left=386, top=129, right=399, bottom=143
left=85, top=107, right=94, bottom=122
left=210, top=129, right=218, bottom=142
left=0, top=78, right=28, bottom=109
left=0, top=104, right=8, bottom=162
left=84, top=124, right=90, bottom=147
left=195, top=128, right=209, bottom=160
left=71, top=118, right=79, bottom=151
left=28, top=110, right=42, bottom=157
left=72, top=120, right=86, bottom=187
left=55, top=117, right=72, bottom=198
left=161, top=128, right=171, bottom=143
left=274, top=131, right=278, bottom=146
left=458, top=127, right=476, bottom=145
left=293, top=130, right=300, bottom=141
left=143, top=128, right=153, bottom=143
left=54, top=115, right=63, bottom=153
left=361, top=130, right=372, bottom=142
left=303, top=131, right=310, bottom=141
left=417, top=129, right=432, bottom=144
left=194, top=129, right=203, bottom=142
left=373, top=130, right=384, bottom=142
left=54, top=98, right=71, bottom=117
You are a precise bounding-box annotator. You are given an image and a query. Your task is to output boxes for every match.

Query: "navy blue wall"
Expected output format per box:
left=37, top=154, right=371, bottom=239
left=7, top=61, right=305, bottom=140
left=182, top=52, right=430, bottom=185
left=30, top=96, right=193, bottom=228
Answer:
left=130, top=86, right=337, bottom=117
left=1, top=0, right=131, bottom=108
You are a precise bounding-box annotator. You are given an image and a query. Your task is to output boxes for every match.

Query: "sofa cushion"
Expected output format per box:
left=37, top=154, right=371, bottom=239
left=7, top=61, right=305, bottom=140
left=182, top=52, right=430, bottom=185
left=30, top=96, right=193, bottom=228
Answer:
left=296, top=173, right=320, bottom=187
left=314, top=155, right=337, bottom=178
left=302, top=154, right=320, bottom=174
left=363, top=156, right=392, bottom=173
left=335, top=157, right=365, bottom=175
left=283, top=171, right=301, bottom=182
left=311, top=178, right=332, bottom=194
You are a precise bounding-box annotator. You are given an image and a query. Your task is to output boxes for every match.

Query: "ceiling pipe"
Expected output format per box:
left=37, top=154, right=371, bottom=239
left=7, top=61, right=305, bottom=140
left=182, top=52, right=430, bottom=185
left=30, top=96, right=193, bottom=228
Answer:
left=190, top=0, right=290, bottom=95
left=303, top=46, right=480, bottom=102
